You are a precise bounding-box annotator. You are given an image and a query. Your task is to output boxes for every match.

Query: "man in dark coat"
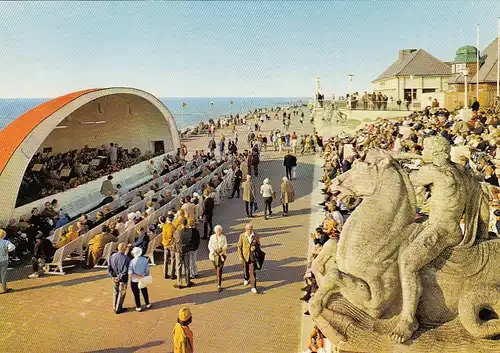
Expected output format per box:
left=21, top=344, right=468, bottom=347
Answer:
left=284, top=152, right=294, bottom=180
left=173, top=219, right=194, bottom=288
left=230, top=164, right=243, bottom=198
left=188, top=219, right=200, bottom=279
left=28, top=232, right=55, bottom=279
left=202, top=193, right=215, bottom=239
left=251, top=145, right=260, bottom=177
left=472, top=98, right=480, bottom=115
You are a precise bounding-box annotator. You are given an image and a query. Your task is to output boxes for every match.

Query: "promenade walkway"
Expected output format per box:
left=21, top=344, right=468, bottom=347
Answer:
left=0, top=110, right=300, bottom=353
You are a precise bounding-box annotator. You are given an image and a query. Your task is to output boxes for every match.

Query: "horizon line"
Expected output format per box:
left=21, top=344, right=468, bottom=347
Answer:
left=0, top=95, right=312, bottom=100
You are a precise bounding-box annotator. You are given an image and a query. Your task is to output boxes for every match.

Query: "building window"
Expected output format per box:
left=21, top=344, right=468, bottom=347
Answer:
left=452, top=63, right=466, bottom=74
left=422, top=88, right=436, bottom=93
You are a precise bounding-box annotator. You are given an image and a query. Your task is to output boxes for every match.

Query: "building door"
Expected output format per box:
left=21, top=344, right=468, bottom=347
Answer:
left=153, top=140, right=165, bottom=154
left=403, top=89, right=417, bottom=100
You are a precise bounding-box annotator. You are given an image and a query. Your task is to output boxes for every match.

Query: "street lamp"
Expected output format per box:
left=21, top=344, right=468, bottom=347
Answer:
left=348, top=74, right=354, bottom=109
left=461, top=68, right=469, bottom=108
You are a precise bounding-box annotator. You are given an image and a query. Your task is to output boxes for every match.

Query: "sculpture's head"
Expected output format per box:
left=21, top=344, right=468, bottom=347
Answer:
left=422, top=135, right=450, bottom=165
left=332, top=149, right=393, bottom=199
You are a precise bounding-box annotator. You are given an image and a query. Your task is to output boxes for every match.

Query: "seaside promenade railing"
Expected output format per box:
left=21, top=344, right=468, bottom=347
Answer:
left=331, top=100, right=422, bottom=111
left=45, top=159, right=230, bottom=274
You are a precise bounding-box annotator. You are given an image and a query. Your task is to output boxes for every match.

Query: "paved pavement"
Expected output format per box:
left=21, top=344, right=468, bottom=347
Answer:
left=0, top=108, right=339, bottom=353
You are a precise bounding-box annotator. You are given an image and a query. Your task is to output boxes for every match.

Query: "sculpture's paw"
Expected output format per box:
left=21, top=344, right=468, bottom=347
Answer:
left=389, top=317, right=419, bottom=344
left=309, top=296, right=324, bottom=317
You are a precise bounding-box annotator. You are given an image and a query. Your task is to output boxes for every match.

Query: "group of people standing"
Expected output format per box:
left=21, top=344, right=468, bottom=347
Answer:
left=239, top=175, right=295, bottom=219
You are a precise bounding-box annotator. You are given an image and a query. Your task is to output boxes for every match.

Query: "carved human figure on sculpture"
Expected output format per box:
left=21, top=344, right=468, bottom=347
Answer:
left=389, top=135, right=474, bottom=343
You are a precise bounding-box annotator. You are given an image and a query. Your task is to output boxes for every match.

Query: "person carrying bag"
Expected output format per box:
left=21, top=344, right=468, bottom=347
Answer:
left=250, top=240, right=266, bottom=270
left=208, top=225, right=228, bottom=292
left=129, top=247, right=152, bottom=311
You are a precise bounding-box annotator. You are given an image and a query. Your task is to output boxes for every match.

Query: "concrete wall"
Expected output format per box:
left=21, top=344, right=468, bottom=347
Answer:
left=39, top=94, right=174, bottom=154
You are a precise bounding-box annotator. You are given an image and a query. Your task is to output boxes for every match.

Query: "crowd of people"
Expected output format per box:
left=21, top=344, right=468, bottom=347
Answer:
left=2, top=103, right=318, bottom=352
left=18, top=142, right=165, bottom=206
left=299, top=101, right=500, bottom=352
left=1, top=152, right=193, bottom=269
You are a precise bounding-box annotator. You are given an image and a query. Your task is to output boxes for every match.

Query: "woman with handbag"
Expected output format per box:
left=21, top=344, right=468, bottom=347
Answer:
left=208, top=225, right=228, bottom=292
left=128, top=247, right=152, bottom=312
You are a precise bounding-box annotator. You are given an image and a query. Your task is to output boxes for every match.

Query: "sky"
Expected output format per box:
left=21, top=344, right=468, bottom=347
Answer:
left=0, top=1, right=500, bottom=98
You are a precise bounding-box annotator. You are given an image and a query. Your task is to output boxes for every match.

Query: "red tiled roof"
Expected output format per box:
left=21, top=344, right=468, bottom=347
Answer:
left=0, top=89, right=100, bottom=175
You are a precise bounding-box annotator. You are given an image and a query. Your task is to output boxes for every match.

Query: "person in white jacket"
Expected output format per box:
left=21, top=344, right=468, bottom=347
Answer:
left=208, top=225, right=228, bottom=292
left=0, top=229, right=16, bottom=294
left=260, top=178, right=274, bottom=219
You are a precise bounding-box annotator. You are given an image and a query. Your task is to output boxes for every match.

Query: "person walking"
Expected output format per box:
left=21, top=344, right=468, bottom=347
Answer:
left=284, top=152, right=294, bottom=180
left=237, top=223, right=260, bottom=294
left=202, top=192, right=214, bottom=240
left=280, top=177, right=295, bottom=216
left=260, top=178, right=274, bottom=220
left=208, top=138, right=216, bottom=155
left=241, top=175, right=256, bottom=218
left=173, top=306, right=194, bottom=353
left=0, top=229, right=15, bottom=294
left=173, top=219, right=193, bottom=289
left=251, top=144, right=260, bottom=177
left=187, top=219, right=200, bottom=280
left=291, top=153, right=298, bottom=180
left=161, top=214, right=176, bottom=280
left=208, top=225, right=228, bottom=292
left=108, top=243, right=130, bottom=314
left=129, top=247, right=151, bottom=312
left=230, top=164, right=243, bottom=198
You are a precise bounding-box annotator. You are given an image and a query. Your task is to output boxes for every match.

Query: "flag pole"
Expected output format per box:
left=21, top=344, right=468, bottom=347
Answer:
left=497, top=17, right=500, bottom=97
left=476, top=24, right=480, bottom=101
left=181, top=102, right=184, bottom=129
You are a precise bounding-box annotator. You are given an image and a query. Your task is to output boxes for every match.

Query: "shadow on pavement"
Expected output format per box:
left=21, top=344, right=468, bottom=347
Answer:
left=151, top=256, right=306, bottom=307
left=81, top=340, right=165, bottom=353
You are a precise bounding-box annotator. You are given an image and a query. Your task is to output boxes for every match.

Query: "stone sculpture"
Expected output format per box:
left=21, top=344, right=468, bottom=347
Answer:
left=311, top=136, right=500, bottom=352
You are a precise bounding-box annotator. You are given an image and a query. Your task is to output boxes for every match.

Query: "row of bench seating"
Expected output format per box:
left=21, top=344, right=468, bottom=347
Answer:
left=44, top=160, right=229, bottom=274
left=11, top=154, right=172, bottom=226
left=51, top=161, right=190, bottom=244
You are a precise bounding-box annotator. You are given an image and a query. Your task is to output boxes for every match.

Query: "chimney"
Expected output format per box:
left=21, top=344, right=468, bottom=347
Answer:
left=398, top=49, right=418, bottom=61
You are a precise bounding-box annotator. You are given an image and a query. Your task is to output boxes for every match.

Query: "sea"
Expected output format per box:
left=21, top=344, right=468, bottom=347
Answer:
left=0, top=97, right=309, bottom=131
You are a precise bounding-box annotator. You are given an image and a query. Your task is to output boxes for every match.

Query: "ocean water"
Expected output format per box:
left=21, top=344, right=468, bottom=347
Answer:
left=0, top=97, right=308, bottom=131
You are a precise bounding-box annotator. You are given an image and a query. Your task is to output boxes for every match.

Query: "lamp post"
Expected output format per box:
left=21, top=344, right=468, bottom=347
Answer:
left=410, top=75, right=414, bottom=110
left=461, top=68, right=469, bottom=108
left=348, top=74, right=354, bottom=109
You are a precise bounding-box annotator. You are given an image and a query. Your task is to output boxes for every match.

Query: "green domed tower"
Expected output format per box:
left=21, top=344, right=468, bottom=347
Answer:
left=454, top=46, right=483, bottom=64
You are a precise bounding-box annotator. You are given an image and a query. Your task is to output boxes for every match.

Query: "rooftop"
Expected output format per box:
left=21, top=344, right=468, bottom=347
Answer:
left=373, top=49, right=452, bottom=82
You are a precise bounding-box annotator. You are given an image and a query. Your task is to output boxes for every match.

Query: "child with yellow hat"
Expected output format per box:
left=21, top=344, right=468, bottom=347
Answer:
left=173, top=306, right=194, bottom=353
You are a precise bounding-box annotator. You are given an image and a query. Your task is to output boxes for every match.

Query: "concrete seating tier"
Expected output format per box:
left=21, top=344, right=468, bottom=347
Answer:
left=44, top=160, right=229, bottom=275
